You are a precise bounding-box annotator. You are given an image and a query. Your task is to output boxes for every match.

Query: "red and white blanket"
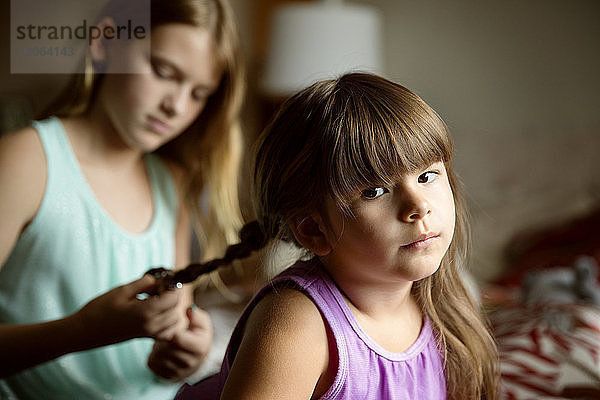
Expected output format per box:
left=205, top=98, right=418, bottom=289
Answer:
left=489, top=304, right=600, bottom=399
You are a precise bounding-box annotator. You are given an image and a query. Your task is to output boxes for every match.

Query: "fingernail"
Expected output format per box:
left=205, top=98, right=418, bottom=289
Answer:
left=189, top=303, right=198, bottom=312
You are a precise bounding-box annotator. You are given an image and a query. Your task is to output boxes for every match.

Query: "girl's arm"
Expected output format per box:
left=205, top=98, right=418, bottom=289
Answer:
left=220, top=288, right=331, bottom=400
left=0, top=275, right=182, bottom=377
left=0, top=128, right=184, bottom=377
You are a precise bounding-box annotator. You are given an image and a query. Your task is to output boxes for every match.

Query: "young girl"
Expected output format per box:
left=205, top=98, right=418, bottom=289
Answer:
left=0, top=0, right=245, bottom=398
left=176, top=73, right=499, bottom=399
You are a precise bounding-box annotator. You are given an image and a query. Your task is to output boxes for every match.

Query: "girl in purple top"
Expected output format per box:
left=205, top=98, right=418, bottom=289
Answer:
left=177, top=73, right=499, bottom=399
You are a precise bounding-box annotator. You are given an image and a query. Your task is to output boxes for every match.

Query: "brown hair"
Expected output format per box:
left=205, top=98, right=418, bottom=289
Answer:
left=249, top=72, right=499, bottom=399
left=44, top=0, right=246, bottom=260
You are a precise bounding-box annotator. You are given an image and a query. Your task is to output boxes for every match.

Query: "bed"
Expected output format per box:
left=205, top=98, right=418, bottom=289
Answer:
left=484, top=207, right=600, bottom=399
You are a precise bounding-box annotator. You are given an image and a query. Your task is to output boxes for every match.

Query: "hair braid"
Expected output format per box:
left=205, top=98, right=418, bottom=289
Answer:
left=146, top=221, right=268, bottom=291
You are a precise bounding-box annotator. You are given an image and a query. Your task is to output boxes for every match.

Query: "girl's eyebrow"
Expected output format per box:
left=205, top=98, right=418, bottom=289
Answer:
left=150, top=54, right=218, bottom=92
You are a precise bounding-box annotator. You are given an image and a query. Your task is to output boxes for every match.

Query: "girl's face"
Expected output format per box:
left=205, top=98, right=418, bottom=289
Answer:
left=321, top=161, right=456, bottom=285
left=95, top=23, right=223, bottom=152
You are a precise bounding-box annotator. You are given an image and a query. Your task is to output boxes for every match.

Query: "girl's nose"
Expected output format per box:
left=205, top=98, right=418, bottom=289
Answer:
left=160, top=89, right=187, bottom=117
left=400, top=190, right=431, bottom=222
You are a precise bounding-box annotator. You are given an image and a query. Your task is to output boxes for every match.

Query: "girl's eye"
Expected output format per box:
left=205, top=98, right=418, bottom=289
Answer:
left=191, top=90, right=209, bottom=103
left=152, top=63, right=174, bottom=79
left=361, top=187, right=389, bottom=199
left=418, top=171, right=439, bottom=184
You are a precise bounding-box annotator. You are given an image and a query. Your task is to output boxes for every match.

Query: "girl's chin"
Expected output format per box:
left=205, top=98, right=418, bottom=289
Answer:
left=401, top=261, right=443, bottom=282
left=127, top=135, right=166, bottom=153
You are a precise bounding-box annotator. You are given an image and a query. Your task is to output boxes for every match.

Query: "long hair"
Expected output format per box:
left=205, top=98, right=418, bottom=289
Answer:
left=44, top=0, right=245, bottom=260
left=250, top=72, right=499, bottom=399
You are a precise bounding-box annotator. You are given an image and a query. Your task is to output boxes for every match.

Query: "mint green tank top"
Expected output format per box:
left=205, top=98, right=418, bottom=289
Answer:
left=0, top=117, right=181, bottom=399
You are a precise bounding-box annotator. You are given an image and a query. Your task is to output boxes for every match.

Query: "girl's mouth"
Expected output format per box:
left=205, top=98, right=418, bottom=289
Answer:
left=147, top=116, right=171, bottom=135
left=402, top=234, right=439, bottom=250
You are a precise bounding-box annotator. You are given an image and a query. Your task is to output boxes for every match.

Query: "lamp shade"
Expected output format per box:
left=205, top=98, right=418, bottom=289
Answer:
left=262, top=1, right=383, bottom=96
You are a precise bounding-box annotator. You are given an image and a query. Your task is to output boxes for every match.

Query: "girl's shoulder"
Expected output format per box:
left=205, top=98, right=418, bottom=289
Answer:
left=0, top=124, right=47, bottom=266
left=250, top=262, right=330, bottom=332
left=0, top=123, right=45, bottom=161
left=0, top=124, right=47, bottom=203
left=221, top=287, right=330, bottom=398
left=250, top=286, right=325, bottom=334
left=249, top=287, right=330, bottom=365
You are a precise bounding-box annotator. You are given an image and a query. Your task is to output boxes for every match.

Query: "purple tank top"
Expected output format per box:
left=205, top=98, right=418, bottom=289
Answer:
left=176, top=260, right=447, bottom=399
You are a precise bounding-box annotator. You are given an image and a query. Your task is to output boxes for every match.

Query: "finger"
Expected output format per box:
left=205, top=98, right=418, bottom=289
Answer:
left=164, top=306, right=212, bottom=352
left=171, top=325, right=212, bottom=356
left=154, top=345, right=198, bottom=369
left=154, top=322, right=182, bottom=342
left=150, top=309, right=185, bottom=340
left=148, top=343, right=199, bottom=380
left=125, top=274, right=159, bottom=298
left=186, top=305, right=212, bottom=333
left=148, top=353, right=181, bottom=381
left=143, top=288, right=182, bottom=313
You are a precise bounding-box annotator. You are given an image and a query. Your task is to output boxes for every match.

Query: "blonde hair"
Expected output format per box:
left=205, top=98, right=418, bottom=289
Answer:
left=251, top=73, right=499, bottom=399
left=44, top=0, right=245, bottom=260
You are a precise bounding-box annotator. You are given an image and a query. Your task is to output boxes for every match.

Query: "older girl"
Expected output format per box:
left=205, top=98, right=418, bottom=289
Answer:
left=0, top=0, right=245, bottom=398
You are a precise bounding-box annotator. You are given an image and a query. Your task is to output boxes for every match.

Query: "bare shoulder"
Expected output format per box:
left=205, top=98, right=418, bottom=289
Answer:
left=0, top=125, right=47, bottom=267
left=220, top=288, right=329, bottom=399
left=0, top=125, right=45, bottom=166
left=0, top=125, right=47, bottom=212
left=247, top=287, right=327, bottom=342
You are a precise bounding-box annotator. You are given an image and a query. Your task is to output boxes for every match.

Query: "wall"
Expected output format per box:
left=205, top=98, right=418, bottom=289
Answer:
left=356, top=0, right=600, bottom=280
left=233, top=0, right=600, bottom=281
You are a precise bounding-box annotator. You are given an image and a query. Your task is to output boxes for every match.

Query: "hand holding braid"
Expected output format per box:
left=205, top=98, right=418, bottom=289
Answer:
left=146, top=221, right=268, bottom=292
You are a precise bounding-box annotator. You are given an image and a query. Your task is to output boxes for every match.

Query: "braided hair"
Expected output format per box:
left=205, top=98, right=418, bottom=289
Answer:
left=146, top=221, right=268, bottom=291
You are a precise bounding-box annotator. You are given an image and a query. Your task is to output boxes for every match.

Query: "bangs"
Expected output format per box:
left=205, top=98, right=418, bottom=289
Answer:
left=323, top=78, right=454, bottom=211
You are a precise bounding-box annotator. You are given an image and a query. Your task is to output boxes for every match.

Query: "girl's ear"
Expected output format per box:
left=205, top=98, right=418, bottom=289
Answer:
left=89, top=17, right=117, bottom=67
left=289, top=215, right=332, bottom=256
